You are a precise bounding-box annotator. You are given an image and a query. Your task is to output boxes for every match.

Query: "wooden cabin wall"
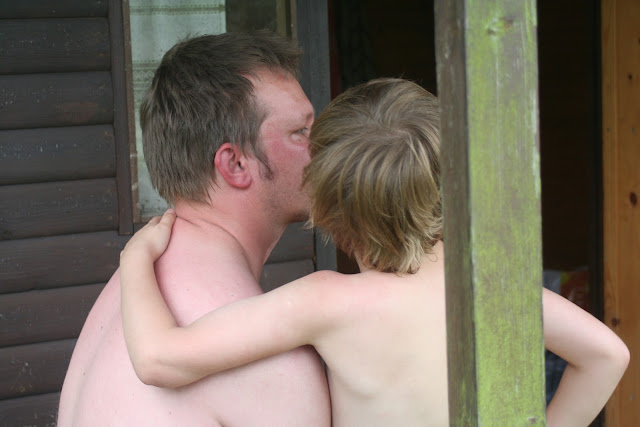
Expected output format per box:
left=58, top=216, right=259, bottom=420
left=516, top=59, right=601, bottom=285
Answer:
left=0, top=1, right=134, bottom=425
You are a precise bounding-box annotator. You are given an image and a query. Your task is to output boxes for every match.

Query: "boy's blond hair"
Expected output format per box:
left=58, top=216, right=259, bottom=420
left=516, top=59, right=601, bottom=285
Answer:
left=305, top=78, right=441, bottom=274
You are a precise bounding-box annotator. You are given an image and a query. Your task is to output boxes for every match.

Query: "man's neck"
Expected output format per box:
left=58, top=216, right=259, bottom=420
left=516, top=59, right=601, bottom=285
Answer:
left=173, top=199, right=287, bottom=281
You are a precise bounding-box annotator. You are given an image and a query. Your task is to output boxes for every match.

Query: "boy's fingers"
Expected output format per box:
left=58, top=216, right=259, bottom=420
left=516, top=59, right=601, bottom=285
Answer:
left=146, top=216, right=162, bottom=226
left=160, top=209, right=176, bottom=226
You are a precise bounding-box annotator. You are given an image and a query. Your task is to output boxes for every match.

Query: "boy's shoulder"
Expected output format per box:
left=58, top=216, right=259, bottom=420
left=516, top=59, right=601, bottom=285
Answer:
left=305, top=269, right=348, bottom=283
left=302, top=269, right=375, bottom=292
left=298, top=269, right=399, bottom=313
left=302, top=269, right=406, bottom=291
left=296, top=269, right=353, bottom=297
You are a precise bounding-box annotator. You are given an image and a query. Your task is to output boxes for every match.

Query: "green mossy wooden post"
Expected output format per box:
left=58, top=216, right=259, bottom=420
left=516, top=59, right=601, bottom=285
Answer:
left=434, top=1, right=546, bottom=425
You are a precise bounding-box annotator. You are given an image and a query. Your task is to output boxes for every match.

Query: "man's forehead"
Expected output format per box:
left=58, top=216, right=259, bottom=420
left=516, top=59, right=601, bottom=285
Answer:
left=252, top=73, right=314, bottom=119
left=250, top=69, right=295, bottom=91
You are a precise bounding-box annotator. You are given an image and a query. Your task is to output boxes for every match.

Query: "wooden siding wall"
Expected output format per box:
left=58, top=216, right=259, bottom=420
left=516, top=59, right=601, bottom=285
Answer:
left=602, top=0, right=640, bottom=425
left=0, top=1, right=133, bottom=425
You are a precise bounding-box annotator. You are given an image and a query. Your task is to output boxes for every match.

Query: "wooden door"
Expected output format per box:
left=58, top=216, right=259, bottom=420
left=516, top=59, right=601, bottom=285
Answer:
left=602, top=0, right=640, bottom=425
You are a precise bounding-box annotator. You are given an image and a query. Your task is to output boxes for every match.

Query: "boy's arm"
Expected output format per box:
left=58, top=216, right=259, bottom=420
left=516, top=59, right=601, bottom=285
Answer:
left=120, top=210, right=328, bottom=388
left=120, top=210, right=182, bottom=384
left=543, top=288, right=629, bottom=426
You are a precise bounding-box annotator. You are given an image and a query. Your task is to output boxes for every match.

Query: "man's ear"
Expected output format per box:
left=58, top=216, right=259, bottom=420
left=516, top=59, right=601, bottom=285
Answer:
left=214, top=143, right=252, bottom=189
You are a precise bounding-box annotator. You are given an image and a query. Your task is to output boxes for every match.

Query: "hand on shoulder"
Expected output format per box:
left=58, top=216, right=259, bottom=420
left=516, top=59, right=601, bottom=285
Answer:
left=121, top=209, right=177, bottom=264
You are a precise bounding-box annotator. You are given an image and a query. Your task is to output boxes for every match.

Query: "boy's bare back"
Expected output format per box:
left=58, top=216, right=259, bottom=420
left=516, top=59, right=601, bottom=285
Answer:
left=312, top=241, right=448, bottom=426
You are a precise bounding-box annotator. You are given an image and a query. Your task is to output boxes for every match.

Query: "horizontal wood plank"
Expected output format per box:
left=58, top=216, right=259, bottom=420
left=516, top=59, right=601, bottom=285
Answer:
left=0, top=125, right=116, bottom=185
left=0, top=72, right=113, bottom=130
left=0, top=392, right=60, bottom=427
left=0, top=18, right=110, bottom=74
left=0, top=283, right=105, bottom=347
left=0, top=1, right=107, bottom=18
left=0, top=339, right=75, bottom=400
left=0, top=231, right=129, bottom=294
left=260, top=259, right=315, bottom=293
left=0, top=178, right=119, bottom=240
left=266, top=222, right=314, bottom=263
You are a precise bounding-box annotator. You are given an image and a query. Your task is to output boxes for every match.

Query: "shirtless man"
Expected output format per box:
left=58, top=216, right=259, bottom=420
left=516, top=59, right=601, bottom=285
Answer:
left=120, top=78, right=629, bottom=426
left=57, top=31, right=331, bottom=426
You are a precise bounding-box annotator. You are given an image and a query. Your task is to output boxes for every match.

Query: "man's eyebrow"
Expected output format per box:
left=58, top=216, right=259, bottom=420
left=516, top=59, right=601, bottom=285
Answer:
left=292, top=110, right=314, bottom=124
left=304, top=110, right=315, bottom=121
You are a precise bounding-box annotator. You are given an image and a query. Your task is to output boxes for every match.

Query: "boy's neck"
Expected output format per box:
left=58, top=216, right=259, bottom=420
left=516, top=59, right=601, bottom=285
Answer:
left=354, top=240, right=445, bottom=276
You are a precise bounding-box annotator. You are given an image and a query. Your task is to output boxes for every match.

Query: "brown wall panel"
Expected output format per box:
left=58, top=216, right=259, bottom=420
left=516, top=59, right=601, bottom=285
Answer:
left=266, top=222, right=314, bottom=264
left=0, top=0, right=134, bottom=415
left=0, top=339, right=74, bottom=400
left=0, top=18, right=110, bottom=74
left=602, top=0, right=640, bottom=425
left=0, top=231, right=128, bottom=294
left=0, top=1, right=107, bottom=19
left=0, top=178, right=118, bottom=240
left=260, top=259, right=315, bottom=293
left=0, top=125, right=116, bottom=185
left=0, top=392, right=60, bottom=427
left=0, top=283, right=105, bottom=347
left=0, top=72, right=113, bottom=130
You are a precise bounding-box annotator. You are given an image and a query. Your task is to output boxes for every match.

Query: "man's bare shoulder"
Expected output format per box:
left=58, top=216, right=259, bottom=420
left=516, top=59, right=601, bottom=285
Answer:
left=158, top=219, right=252, bottom=271
left=152, top=219, right=262, bottom=323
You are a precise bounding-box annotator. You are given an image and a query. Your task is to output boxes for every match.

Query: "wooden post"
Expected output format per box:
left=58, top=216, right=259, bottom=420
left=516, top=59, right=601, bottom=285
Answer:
left=434, top=1, right=546, bottom=425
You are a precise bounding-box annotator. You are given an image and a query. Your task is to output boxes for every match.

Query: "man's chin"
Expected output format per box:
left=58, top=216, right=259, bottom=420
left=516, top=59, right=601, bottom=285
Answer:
left=288, top=209, right=310, bottom=224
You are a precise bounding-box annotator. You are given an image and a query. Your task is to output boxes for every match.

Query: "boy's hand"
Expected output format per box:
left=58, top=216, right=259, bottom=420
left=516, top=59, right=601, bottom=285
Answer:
left=121, top=209, right=176, bottom=263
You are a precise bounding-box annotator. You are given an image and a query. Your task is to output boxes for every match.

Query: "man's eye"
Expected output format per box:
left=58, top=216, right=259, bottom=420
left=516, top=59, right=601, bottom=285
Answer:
left=297, top=127, right=309, bottom=135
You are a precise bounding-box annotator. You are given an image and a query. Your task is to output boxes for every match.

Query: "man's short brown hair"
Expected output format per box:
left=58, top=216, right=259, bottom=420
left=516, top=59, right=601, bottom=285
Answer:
left=305, top=78, right=441, bottom=274
left=140, top=30, right=301, bottom=205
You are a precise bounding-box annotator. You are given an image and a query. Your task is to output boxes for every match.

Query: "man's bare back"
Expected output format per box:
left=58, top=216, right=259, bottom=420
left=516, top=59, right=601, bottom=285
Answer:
left=57, top=218, right=330, bottom=426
